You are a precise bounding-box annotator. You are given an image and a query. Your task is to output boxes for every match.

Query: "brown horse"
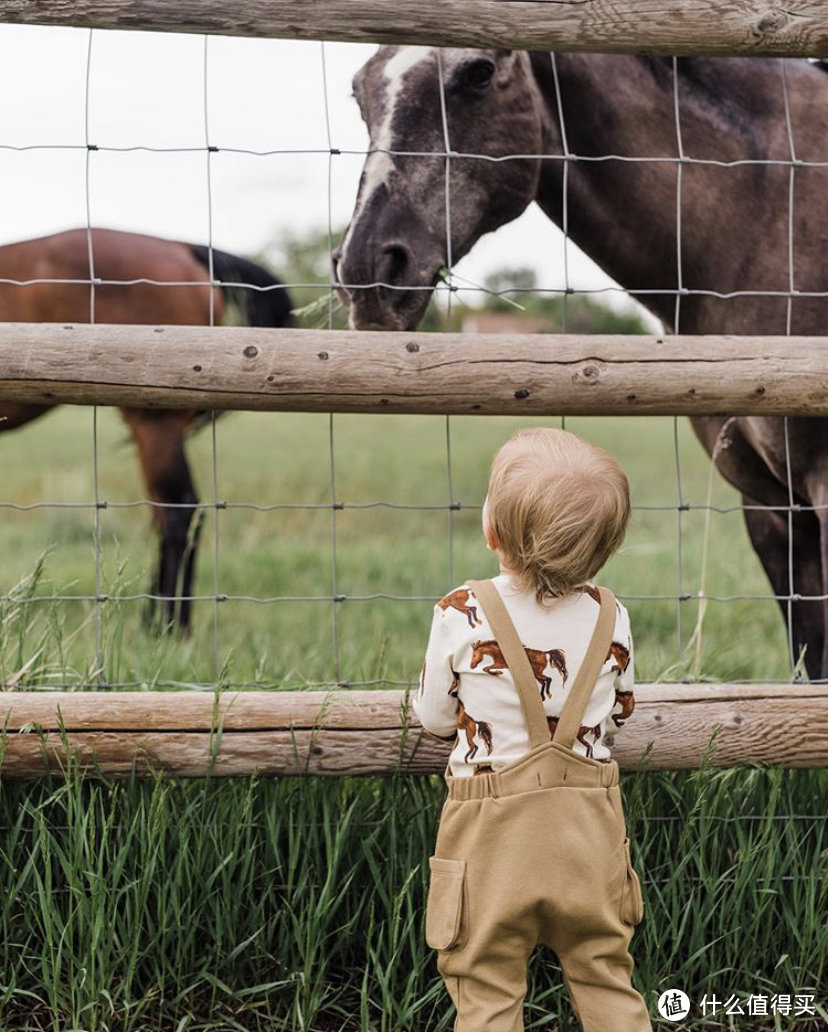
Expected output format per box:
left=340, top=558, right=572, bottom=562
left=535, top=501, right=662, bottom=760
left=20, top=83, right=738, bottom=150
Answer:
left=470, top=638, right=567, bottom=696
left=456, top=699, right=493, bottom=762
left=611, top=688, right=636, bottom=729
left=336, top=47, right=828, bottom=680
left=437, top=587, right=482, bottom=628
left=608, top=641, right=631, bottom=675
left=0, top=227, right=293, bottom=631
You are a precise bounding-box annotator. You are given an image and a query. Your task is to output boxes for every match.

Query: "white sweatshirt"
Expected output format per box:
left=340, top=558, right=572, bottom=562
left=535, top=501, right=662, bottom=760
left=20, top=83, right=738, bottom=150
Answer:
left=412, top=573, right=635, bottom=777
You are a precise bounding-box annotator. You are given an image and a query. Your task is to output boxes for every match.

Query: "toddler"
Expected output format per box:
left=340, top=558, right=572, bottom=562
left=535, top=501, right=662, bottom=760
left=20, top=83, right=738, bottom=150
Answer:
left=413, top=427, right=652, bottom=1032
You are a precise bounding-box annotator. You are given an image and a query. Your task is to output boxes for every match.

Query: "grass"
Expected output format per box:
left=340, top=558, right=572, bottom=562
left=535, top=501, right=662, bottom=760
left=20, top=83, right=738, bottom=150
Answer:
left=0, top=406, right=825, bottom=1030
left=0, top=407, right=793, bottom=688
left=0, top=762, right=825, bottom=1031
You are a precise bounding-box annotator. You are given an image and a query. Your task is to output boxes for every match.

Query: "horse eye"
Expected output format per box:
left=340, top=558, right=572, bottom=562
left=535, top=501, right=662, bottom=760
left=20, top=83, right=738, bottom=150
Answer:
left=461, top=59, right=495, bottom=92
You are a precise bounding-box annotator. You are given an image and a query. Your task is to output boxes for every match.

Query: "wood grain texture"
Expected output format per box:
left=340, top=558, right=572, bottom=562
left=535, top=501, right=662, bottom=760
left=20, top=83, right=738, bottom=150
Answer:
left=0, top=689, right=407, bottom=732
left=1, top=324, right=827, bottom=416
left=2, top=1, right=828, bottom=56
left=1, top=685, right=826, bottom=776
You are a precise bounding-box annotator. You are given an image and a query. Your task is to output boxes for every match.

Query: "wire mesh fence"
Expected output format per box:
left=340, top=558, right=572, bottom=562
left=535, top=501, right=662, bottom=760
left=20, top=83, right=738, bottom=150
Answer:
left=0, top=22, right=825, bottom=1032
left=0, top=26, right=824, bottom=696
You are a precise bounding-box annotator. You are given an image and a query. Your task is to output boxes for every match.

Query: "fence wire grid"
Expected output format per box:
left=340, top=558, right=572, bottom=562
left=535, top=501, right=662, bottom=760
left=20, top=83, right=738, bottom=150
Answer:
left=0, top=30, right=822, bottom=692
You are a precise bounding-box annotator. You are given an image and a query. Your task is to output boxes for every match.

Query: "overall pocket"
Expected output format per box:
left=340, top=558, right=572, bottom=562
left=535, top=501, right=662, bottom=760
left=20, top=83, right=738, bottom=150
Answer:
left=425, top=857, right=467, bottom=950
left=619, top=837, right=645, bottom=926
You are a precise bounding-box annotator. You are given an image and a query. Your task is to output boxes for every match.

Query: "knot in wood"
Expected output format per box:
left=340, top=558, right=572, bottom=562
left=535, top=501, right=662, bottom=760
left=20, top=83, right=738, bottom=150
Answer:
left=514, top=388, right=530, bottom=400
left=243, top=345, right=259, bottom=359
left=318, top=351, right=329, bottom=360
left=405, top=341, right=420, bottom=353
left=577, top=362, right=603, bottom=384
left=756, top=8, right=787, bottom=33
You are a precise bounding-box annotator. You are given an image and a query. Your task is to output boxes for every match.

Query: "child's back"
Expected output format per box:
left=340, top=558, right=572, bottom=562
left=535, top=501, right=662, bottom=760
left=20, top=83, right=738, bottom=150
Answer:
left=415, top=573, right=634, bottom=777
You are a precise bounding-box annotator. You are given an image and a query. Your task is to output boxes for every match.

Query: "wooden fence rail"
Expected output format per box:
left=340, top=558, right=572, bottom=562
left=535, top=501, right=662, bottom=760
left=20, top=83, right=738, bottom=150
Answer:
left=1, top=685, right=826, bottom=777
left=2, top=1, right=827, bottom=57
left=2, top=324, right=828, bottom=416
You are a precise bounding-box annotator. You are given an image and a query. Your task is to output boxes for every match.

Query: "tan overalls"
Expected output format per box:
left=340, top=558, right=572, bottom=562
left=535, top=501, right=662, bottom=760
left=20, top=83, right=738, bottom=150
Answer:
left=424, top=579, right=652, bottom=1032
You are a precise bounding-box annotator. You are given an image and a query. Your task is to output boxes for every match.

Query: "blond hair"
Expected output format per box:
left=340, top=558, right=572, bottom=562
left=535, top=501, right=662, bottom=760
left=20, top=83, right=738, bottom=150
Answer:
left=484, top=428, right=630, bottom=604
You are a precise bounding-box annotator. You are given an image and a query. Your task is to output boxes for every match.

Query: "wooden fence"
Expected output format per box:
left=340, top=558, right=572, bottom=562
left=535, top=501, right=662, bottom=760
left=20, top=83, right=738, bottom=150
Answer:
left=2, top=324, right=827, bottom=417
left=2, top=685, right=827, bottom=778
left=3, top=324, right=828, bottom=775
left=1, top=6, right=827, bottom=777
left=1, top=0, right=827, bottom=57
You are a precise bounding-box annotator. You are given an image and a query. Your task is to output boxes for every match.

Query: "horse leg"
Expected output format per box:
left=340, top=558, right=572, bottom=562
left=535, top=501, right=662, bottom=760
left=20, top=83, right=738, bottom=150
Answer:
left=801, top=478, right=828, bottom=681
left=576, top=726, right=594, bottom=757
left=121, top=408, right=201, bottom=633
left=465, top=730, right=478, bottom=762
left=741, top=497, right=823, bottom=679
left=817, top=511, right=828, bottom=681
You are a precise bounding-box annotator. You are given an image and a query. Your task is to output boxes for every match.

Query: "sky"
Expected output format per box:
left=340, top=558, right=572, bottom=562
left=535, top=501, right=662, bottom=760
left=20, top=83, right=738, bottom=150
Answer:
left=0, top=23, right=655, bottom=323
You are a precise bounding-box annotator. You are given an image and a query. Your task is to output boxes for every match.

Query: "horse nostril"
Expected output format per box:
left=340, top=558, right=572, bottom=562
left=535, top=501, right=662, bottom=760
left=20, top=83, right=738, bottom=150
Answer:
left=377, top=243, right=412, bottom=289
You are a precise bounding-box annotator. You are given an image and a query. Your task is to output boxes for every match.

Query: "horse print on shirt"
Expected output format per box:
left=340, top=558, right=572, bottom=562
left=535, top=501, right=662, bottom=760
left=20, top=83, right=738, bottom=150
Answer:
left=438, top=588, right=483, bottom=629
left=470, top=639, right=568, bottom=697
left=611, top=685, right=635, bottom=727
left=457, top=700, right=493, bottom=763
left=417, top=663, right=463, bottom=700
left=608, top=641, right=630, bottom=674
left=540, top=649, right=568, bottom=698
left=547, top=715, right=604, bottom=758
left=607, top=641, right=634, bottom=727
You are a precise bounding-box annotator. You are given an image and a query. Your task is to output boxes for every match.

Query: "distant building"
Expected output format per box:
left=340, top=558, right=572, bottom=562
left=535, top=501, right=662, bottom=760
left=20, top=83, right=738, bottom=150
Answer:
left=461, top=311, right=549, bottom=334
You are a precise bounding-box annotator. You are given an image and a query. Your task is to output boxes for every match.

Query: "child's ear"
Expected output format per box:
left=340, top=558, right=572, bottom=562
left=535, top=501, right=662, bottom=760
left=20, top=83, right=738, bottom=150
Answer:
left=483, top=519, right=500, bottom=552
left=481, top=495, right=498, bottom=551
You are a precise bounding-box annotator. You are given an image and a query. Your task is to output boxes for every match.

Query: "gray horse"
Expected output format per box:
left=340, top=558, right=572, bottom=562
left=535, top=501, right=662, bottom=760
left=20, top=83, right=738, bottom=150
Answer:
left=335, top=47, right=828, bottom=680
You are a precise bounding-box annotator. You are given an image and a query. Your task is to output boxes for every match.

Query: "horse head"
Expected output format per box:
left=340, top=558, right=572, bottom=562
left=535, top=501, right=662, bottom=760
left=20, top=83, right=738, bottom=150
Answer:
left=335, top=46, right=546, bottom=330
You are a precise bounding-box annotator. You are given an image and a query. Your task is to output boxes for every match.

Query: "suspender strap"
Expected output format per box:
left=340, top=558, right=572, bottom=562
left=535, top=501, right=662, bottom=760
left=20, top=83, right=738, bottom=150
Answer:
left=466, top=579, right=617, bottom=753
left=467, top=579, right=550, bottom=750
left=552, top=586, right=616, bottom=749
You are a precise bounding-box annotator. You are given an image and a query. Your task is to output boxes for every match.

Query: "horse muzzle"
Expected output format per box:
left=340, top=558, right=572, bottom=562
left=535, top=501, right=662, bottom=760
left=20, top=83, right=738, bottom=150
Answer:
left=335, top=193, right=445, bottom=331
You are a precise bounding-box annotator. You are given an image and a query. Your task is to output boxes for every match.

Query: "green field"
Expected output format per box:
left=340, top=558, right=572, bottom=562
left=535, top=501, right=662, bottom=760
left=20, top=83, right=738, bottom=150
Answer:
left=0, top=405, right=794, bottom=689
left=1, top=406, right=825, bottom=1032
